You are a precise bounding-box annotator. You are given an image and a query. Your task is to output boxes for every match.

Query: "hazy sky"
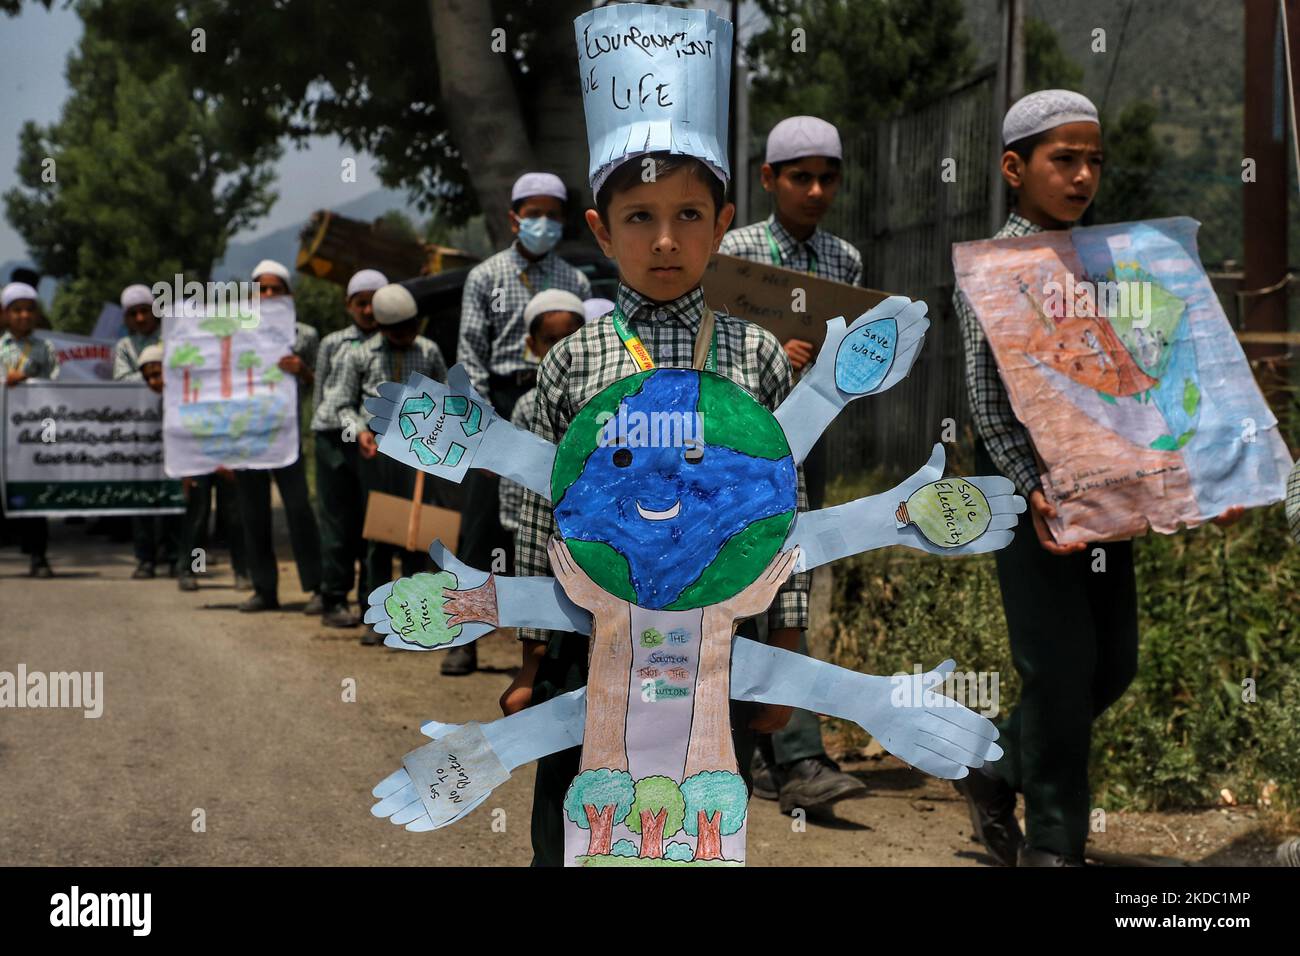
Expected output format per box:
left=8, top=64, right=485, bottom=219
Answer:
left=0, top=2, right=393, bottom=264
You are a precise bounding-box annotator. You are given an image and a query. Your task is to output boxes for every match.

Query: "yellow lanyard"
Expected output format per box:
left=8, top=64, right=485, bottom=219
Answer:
left=5, top=337, right=33, bottom=372
left=610, top=304, right=717, bottom=372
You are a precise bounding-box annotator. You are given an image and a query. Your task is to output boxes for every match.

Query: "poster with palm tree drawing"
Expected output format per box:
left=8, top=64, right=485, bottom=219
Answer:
left=160, top=295, right=298, bottom=477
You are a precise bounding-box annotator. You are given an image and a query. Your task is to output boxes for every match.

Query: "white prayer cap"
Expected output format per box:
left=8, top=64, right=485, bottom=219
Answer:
left=1, top=282, right=38, bottom=309
left=511, top=172, right=567, bottom=204
left=765, top=116, right=843, bottom=165
left=1002, top=89, right=1100, bottom=146
left=138, top=343, right=165, bottom=366
left=251, top=259, right=292, bottom=286
left=524, top=289, right=586, bottom=328
left=120, top=283, right=154, bottom=311
left=372, top=283, right=419, bottom=325
left=346, top=269, right=388, bottom=299
left=582, top=297, right=615, bottom=323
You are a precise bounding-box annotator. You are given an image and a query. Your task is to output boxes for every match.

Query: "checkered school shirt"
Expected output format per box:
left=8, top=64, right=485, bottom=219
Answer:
left=311, top=322, right=368, bottom=431
left=954, top=212, right=1045, bottom=498
left=0, top=331, right=59, bottom=379
left=498, top=386, right=537, bottom=536
left=330, top=333, right=448, bottom=435
left=456, top=243, right=591, bottom=397
left=719, top=213, right=864, bottom=287
left=515, top=282, right=810, bottom=644
left=1286, top=460, right=1300, bottom=545
left=112, top=331, right=160, bottom=382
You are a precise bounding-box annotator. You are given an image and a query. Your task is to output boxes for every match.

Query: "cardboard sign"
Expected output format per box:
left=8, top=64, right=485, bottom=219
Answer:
left=702, top=253, right=892, bottom=349
left=362, top=490, right=461, bottom=553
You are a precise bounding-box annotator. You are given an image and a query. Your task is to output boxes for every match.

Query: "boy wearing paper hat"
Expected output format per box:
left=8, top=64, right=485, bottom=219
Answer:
left=510, top=2, right=807, bottom=865
left=312, top=268, right=387, bottom=628
left=951, top=90, right=1241, bottom=867
left=448, top=172, right=592, bottom=676
left=329, top=282, right=449, bottom=645
left=1, top=282, right=59, bottom=577
left=113, top=284, right=161, bottom=384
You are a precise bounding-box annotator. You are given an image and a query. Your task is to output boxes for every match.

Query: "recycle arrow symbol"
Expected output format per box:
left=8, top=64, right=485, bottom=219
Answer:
left=402, top=394, right=478, bottom=467
left=398, top=393, right=435, bottom=439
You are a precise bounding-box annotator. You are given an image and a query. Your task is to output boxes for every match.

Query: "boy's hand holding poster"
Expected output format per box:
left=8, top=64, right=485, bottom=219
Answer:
left=954, top=217, right=1293, bottom=544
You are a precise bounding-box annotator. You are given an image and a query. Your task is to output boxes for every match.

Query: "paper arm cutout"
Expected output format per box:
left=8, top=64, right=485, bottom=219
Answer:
left=362, top=540, right=590, bottom=649
left=784, top=444, right=1027, bottom=572
left=365, top=364, right=557, bottom=498
left=371, top=631, right=1000, bottom=831
left=775, top=296, right=931, bottom=465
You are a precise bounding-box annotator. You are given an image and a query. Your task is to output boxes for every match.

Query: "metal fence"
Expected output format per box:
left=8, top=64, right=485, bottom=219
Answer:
left=745, top=68, right=1000, bottom=479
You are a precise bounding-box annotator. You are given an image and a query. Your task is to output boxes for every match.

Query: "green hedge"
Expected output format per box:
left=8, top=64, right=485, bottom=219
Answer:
left=828, top=502, right=1300, bottom=815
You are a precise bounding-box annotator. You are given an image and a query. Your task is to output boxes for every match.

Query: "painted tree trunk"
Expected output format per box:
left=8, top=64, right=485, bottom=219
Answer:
left=682, top=608, right=737, bottom=780
left=639, top=808, right=667, bottom=859
left=694, top=810, right=723, bottom=860
left=578, top=609, right=632, bottom=773
left=583, top=804, right=614, bottom=856
left=182, top=369, right=191, bottom=403
left=247, top=368, right=255, bottom=396
left=220, top=338, right=232, bottom=399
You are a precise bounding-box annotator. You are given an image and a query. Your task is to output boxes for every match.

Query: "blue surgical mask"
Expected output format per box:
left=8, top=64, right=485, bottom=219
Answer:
left=517, top=216, right=563, bottom=255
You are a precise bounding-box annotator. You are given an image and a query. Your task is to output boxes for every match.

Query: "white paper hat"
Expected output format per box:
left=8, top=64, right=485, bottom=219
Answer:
left=575, top=2, right=733, bottom=194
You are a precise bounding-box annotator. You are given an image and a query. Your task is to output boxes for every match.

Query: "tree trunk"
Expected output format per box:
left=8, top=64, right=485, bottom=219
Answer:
left=683, top=607, right=736, bottom=780
left=583, top=803, right=614, bottom=856
left=430, top=0, right=537, bottom=248
left=639, top=808, right=667, bottom=859
left=247, top=367, right=254, bottom=396
left=182, top=368, right=191, bottom=403
left=694, top=810, right=722, bottom=861
left=578, top=607, right=632, bottom=773
left=220, top=337, right=232, bottom=399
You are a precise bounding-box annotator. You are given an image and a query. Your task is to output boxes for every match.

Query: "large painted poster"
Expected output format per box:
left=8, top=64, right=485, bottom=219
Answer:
left=161, top=295, right=298, bottom=478
left=1, top=381, right=183, bottom=517
left=954, top=217, right=1293, bottom=544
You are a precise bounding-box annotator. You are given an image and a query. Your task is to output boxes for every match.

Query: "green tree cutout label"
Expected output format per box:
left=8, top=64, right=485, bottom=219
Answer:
left=383, top=571, right=478, bottom=647
left=896, top=479, right=992, bottom=549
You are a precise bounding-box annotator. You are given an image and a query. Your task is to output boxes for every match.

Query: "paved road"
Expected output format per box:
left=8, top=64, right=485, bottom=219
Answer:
left=3, top=519, right=1271, bottom=867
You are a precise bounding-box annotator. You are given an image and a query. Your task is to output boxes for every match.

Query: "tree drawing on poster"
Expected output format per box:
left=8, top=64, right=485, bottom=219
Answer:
left=160, top=295, right=300, bottom=478
left=359, top=294, right=1029, bottom=867
left=954, top=217, right=1294, bottom=544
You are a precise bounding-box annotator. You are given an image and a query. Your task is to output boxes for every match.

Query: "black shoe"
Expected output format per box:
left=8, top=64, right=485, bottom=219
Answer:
left=132, top=561, right=156, bottom=580
left=777, top=755, right=868, bottom=815
left=360, top=629, right=382, bottom=646
left=30, top=558, right=53, bottom=579
left=952, top=765, right=1024, bottom=867
left=233, top=573, right=253, bottom=591
left=1018, top=845, right=1084, bottom=867
left=165, top=562, right=178, bottom=578
left=440, top=643, right=478, bottom=676
left=178, top=575, right=200, bottom=592
left=750, top=748, right=779, bottom=801
left=239, top=593, right=280, bottom=613
left=302, top=592, right=325, bottom=615
left=322, top=604, right=359, bottom=628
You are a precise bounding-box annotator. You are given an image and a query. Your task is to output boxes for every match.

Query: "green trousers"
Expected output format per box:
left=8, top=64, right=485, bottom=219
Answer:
left=977, top=441, right=1139, bottom=858
left=315, top=431, right=366, bottom=606
left=235, top=452, right=321, bottom=601
left=528, top=623, right=760, bottom=867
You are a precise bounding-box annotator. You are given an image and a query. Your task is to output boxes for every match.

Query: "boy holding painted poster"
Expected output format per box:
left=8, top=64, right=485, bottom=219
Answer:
left=514, top=2, right=807, bottom=865
left=952, top=90, right=1242, bottom=867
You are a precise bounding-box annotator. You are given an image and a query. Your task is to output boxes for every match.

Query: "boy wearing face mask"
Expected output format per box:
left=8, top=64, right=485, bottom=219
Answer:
left=446, top=172, right=591, bottom=676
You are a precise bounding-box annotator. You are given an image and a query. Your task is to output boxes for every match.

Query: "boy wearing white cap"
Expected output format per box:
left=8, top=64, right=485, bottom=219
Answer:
left=234, top=259, right=324, bottom=613
left=719, top=114, right=869, bottom=813
left=448, top=172, right=592, bottom=674
left=1, top=282, right=59, bottom=577
left=312, top=268, right=387, bottom=627
left=329, top=282, right=448, bottom=645
left=515, top=3, right=807, bottom=865
left=112, top=284, right=161, bottom=383
left=952, top=89, right=1239, bottom=867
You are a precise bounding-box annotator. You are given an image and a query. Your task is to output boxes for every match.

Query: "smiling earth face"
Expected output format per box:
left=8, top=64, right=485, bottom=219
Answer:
left=551, top=369, right=798, bottom=610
